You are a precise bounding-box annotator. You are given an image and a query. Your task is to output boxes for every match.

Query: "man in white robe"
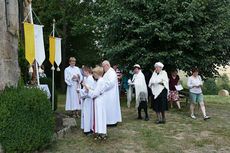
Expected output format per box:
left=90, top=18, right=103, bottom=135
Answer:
left=128, top=64, right=149, bottom=120
left=64, top=57, right=83, bottom=117
left=79, top=66, right=95, bottom=135
left=102, top=60, right=122, bottom=125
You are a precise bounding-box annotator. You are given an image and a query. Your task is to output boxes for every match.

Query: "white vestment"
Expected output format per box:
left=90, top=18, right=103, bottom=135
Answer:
left=80, top=75, right=95, bottom=132
left=129, top=70, right=148, bottom=109
left=64, top=66, right=83, bottom=111
left=148, top=70, right=169, bottom=99
left=103, top=68, right=122, bottom=124
left=88, top=78, right=107, bottom=134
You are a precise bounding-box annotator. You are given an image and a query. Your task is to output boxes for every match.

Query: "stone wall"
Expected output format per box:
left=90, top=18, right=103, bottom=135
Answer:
left=0, top=0, right=20, bottom=91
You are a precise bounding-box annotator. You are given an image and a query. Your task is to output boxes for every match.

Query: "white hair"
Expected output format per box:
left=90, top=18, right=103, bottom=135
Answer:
left=102, top=60, right=111, bottom=67
left=154, top=62, right=164, bottom=68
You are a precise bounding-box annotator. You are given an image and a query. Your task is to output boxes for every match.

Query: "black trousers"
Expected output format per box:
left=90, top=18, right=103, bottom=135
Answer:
left=138, top=101, right=148, bottom=118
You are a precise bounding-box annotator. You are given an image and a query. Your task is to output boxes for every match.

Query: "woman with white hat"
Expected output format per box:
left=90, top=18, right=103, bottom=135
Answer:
left=128, top=64, right=149, bottom=121
left=148, top=62, right=169, bottom=124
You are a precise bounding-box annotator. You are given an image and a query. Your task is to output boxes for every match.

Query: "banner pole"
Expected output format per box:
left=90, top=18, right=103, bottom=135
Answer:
left=52, top=19, right=55, bottom=111
left=30, top=2, right=40, bottom=86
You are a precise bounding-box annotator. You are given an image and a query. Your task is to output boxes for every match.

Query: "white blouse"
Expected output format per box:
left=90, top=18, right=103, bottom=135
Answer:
left=187, top=75, right=203, bottom=94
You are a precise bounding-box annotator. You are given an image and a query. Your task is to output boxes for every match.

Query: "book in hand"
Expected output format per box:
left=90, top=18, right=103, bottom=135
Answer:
left=175, top=85, right=183, bottom=91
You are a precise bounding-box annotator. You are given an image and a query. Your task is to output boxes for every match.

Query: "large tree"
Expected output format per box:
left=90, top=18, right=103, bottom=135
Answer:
left=32, top=0, right=101, bottom=89
left=97, top=0, right=230, bottom=77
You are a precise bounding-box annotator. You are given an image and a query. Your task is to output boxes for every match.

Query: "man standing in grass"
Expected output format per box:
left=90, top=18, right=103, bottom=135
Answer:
left=102, top=60, right=122, bottom=126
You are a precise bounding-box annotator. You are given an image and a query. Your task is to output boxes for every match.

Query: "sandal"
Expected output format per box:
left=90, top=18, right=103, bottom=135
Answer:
left=94, top=135, right=102, bottom=140
left=101, top=136, right=107, bottom=140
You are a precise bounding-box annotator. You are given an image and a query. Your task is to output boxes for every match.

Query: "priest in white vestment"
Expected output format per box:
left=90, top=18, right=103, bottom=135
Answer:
left=64, top=57, right=83, bottom=118
left=102, top=60, right=122, bottom=125
left=79, top=66, right=95, bottom=135
left=83, top=66, right=107, bottom=140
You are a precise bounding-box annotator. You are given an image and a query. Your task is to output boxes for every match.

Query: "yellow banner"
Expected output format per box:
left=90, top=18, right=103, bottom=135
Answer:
left=49, top=37, right=56, bottom=65
left=24, top=23, right=35, bottom=66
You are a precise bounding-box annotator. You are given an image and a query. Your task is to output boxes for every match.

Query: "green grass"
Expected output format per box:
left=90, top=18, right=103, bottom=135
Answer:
left=42, top=95, right=230, bottom=153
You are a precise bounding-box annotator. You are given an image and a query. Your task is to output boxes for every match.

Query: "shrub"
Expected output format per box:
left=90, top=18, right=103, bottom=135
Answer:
left=0, top=87, right=55, bottom=153
left=216, top=74, right=230, bottom=92
left=202, top=78, right=218, bottom=95
left=40, top=77, right=58, bottom=111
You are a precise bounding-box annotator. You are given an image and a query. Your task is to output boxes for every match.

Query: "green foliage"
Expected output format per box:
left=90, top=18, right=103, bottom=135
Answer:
left=217, top=74, right=230, bottom=92
left=18, top=39, right=30, bottom=84
left=96, top=0, right=230, bottom=77
left=33, top=0, right=101, bottom=66
left=40, top=77, right=58, bottom=111
left=0, top=87, right=55, bottom=153
left=202, top=78, right=218, bottom=95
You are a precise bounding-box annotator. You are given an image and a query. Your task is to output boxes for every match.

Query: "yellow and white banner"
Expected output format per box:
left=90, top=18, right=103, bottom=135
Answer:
left=24, top=23, right=45, bottom=68
left=49, top=37, right=62, bottom=71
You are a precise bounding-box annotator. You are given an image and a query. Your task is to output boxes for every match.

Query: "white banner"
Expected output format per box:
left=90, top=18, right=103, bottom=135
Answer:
left=34, top=24, right=45, bottom=67
left=55, top=37, right=62, bottom=67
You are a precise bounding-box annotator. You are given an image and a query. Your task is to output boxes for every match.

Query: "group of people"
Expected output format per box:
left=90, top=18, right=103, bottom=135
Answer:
left=64, top=57, right=122, bottom=140
left=128, top=62, right=211, bottom=124
left=64, top=57, right=210, bottom=140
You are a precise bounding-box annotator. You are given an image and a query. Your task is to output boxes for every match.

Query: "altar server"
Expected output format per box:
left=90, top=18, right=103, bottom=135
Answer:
left=64, top=57, right=82, bottom=118
left=79, top=66, right=95, bottom=135
left=83, top=66, right=107, bottom=140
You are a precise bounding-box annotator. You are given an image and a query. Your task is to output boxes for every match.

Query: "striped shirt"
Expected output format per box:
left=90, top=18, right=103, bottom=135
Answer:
left=115, top=68, right=122, bottom=85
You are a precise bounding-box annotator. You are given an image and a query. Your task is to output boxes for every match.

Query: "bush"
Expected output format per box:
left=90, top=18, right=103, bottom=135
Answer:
left=202, top=78, right=218, bottom=95
left=217, top=74, right=230, bottom=92
left=40, top=77, right=58, bottom=111
left=0, top=87, right=55, bottom=153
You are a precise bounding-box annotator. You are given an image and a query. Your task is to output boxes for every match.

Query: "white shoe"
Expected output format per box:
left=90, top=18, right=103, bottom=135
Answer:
left=204, top=116, right=211, bottom=120
left=191, top=114, right=196, bottom=119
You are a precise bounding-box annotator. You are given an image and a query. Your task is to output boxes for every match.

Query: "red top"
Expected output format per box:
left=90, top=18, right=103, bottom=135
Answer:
left=115, top=68, right=122, bottom=85
left=169, top=75, right=180, bottom=91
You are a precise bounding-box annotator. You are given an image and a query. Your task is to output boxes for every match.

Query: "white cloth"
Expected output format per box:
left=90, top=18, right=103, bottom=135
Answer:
left=64, top=66, right=83, bottom=111
left=103, top=68, right=122, bottom=124
left=187, top=76, right=203, bottom=94
left=88, top=78, right=107, bottom=134
left=39, top=84, right=51, bottom=99
left=25, top=84, right=51, bottom=99
left=39, top=73, right=47, bottom=78
left=54, top=38, right=62, bottom=68
left=148, top=70, right=169, bottom=99
left=34, top=24, right=45, bottom=67
left=80, top=75, right=95, bottom=132
left=129, top=70, right=148, bottom=109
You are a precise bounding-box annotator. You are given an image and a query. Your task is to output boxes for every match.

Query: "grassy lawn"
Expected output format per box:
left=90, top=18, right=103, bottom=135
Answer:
left=42, top=95, right=230, bottom=153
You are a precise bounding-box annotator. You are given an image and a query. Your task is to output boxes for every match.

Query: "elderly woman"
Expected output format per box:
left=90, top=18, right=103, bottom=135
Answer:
left=187, top=68, right=210, bottom=120
left=148, top=62, right=169, bottom=124
left=128, top=64, right=149, bottom=121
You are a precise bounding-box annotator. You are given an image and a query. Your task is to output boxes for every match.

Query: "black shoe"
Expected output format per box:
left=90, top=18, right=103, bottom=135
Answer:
left=161, top=120, right=166, bottom=124
left=84, top=132, right=92, bottom=136
left=155, top=120, right=161, bottom=124
left=136, top=117, right=143, bottom=120
left=145, top=117, right=149, bottom=121
left=107, top=123, right=117, bottom=127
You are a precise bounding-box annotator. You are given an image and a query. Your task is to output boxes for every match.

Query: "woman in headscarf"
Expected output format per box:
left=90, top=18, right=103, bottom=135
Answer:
left=149, top=62, right=169, bottom=124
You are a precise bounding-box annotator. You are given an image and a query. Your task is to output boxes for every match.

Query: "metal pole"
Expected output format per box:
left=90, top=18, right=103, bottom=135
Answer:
left=52, top=19, right=55, bottom=110
left=30, top=2, right=40, bottom=86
